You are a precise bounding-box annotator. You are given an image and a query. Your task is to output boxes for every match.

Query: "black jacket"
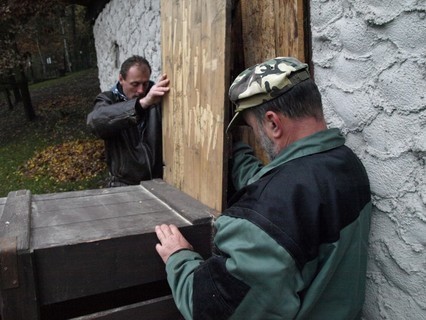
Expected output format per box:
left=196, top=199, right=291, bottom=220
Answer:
left=87, top=82, right=163, bottom=184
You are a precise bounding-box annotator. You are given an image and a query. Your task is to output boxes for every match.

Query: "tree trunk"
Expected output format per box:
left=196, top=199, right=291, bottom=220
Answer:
left=8, top=73, right=21, bottom=105
left=36, top=37, right=47, bottom=79
left=16, top=67, right=36, bottom=121
left=3, top=89, right=13, bottom=110
left=60, top=17, right=72, bottom=73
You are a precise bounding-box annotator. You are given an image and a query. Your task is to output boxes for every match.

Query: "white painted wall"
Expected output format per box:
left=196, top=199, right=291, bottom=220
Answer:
left=93, top=0, right=426, bottom=318
left=93, top=0, right=162, bottom=91
left=310, top=1, right=426, bottom=319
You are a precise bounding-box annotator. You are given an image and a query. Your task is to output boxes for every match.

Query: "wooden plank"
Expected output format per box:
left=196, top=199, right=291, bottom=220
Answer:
left=32, top=189, right=158, bottom=228
left=31, top=185, right=195, bottom=248
left=141, top=179, right=218, bottom=221
left=31, top=182, right=212, bottom=247
left=161, top=0, right=231, bottom=212
left=240, top=0, right=305, bottom=64
left=240, top=0, right=277, bottom=67
left=0, top=190, right=31, bottom=250
left=0, top=238, right=18, bottom=290
left=274, top=0, right=305, bottom=61
left=0, top=196, right=6, bottom=218
left=184, top=0, right=202, bottom=203
left=34, top=223, right=211, bottom=305
left=0, top=190, right=39, bottom=320
left=200, top=0, right=230, bottom=212
left=71, top=295, right=182, bottom=320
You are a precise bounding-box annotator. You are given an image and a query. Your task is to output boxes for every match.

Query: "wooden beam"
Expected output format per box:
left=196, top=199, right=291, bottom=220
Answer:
left=161, top=0, right=231, bottom=212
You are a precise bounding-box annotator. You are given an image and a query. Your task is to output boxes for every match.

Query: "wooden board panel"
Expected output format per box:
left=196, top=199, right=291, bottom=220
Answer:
left=240, top=0, right=305, bottom=64
left=0, top=190, right=39, bottom=320
left=240, top=0, right=277, bottom=67
left=35, top=223, right=211, bottom=305
left=161, top=0, right=231, bottom=212
left=71, top=295, right=181, bottom=320
left=274, top=0, right=305, bottom=60
left=31, top=185, right=201, bottom=248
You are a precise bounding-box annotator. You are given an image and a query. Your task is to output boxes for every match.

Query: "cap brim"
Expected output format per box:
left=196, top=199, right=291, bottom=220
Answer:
left=226, top=111, right=243, bottom=133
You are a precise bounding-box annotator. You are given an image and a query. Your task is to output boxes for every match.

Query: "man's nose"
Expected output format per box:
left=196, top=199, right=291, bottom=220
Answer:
left=136, top=84, right=145, bottom=94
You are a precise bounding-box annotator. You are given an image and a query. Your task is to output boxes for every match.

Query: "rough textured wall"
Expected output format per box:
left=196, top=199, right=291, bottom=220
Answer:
left=93, top=0, right=161, bottom=91
left=310, top=1, right=426, bottom=319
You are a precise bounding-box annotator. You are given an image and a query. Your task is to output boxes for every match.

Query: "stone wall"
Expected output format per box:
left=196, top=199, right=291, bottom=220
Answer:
left=93, top=0, right=162, bottom=91
left=310, top=1, right=426, bottom=319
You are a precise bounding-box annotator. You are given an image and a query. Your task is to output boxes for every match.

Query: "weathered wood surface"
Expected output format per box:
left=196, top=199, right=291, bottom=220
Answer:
left=31, top=185, right=209, bottom=248
left=0, top=184, right=213, bottom=318
left=30, top=183, right=212, bottom=305
left=0, top=190, right=39, bottom=319
left=240, top=0, right=305, bottom=66
left=161, top=0, right=231, bottom=212
left=71, top=295, right=182, bottom=320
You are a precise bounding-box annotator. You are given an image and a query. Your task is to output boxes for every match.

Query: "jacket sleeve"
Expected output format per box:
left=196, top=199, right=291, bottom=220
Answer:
left=231, top=142, right=264, bottom=190
left=165, top=216, right=302, bottom=320
left=86, top=91, right=145, bottom=139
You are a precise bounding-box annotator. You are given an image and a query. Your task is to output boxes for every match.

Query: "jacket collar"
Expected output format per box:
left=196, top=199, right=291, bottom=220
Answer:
left=111, top=82, right=127, bottom=101
left=248, top=128, right=345, bottom=185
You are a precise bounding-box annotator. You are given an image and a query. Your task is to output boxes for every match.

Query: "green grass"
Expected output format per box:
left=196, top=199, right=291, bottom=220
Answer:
left=0, top=69, right=108, bottom=198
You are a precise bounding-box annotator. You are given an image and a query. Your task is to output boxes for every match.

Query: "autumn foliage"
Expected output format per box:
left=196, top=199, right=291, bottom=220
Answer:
left=0, top=0, right=60, bottom=70
left=19, top=140, right=106, bottom=183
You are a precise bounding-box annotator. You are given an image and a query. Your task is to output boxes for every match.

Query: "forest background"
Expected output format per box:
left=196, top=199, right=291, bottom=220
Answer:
left=0, top=0, right=108, bottom=197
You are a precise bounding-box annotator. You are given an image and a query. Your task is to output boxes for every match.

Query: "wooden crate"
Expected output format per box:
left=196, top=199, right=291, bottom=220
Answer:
left=0, top=180, right=214, bottom=320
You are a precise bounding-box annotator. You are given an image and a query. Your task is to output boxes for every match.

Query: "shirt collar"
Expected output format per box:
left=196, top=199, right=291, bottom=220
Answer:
left=111, top=82, right=127, bottom=101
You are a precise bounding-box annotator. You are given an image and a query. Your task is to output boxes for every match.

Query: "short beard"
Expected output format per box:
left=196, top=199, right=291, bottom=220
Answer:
left=257, top=126, right=277, bottom=162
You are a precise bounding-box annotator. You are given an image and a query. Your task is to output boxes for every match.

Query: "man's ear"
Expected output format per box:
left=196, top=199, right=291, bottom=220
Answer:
left=264, top=111, right=284, bottom=139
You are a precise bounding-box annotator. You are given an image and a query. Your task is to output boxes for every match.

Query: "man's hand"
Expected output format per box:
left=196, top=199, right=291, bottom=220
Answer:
left=139, top=74, right=170, bottom=109
left=155, top=224, right=193, bottom=263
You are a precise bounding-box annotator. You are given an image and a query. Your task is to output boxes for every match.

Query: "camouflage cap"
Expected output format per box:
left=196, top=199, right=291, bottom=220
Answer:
left=227, top=57, right=310, bottom=132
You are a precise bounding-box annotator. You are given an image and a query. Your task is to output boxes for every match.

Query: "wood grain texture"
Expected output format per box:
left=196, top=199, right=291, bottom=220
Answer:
left=0, top=190, right=39, bottom=320
left=72, top=295, right=181, bottom=320
left=161, top=0, right=231, bottom=212
left=240, top=0, right=305, bottom=64
left=240, top=0, right=277, bottom=67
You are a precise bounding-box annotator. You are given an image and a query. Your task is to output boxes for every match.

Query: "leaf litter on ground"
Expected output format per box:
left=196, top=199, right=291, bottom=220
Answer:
left=0, top=68, right=109, bottom=196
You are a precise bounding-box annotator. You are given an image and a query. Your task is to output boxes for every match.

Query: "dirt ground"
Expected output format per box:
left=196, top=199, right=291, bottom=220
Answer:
left=0, top=69, right=102, bottom=145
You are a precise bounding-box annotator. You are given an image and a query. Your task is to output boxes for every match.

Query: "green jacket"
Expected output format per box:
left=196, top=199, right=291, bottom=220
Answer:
left=166, top=128, right=372, bottom=319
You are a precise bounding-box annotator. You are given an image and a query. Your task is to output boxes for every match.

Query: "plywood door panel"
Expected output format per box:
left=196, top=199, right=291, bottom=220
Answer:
left=161, top=0, right=231, bottom=212
left=240, top=0, right=306, bottom=65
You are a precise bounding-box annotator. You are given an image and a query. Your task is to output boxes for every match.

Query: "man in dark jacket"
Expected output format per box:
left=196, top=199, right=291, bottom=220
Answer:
left=155, top=57, right=371, bottom=319
left=87, top=55, right=169, bottom=187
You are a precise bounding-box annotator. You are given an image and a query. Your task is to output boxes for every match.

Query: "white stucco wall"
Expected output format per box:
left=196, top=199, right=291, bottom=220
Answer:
left=93, top=0, right=161, bottom=91
left=92, top=0, right=426, bottom=319
left=310, top=1, right=426, bottom=319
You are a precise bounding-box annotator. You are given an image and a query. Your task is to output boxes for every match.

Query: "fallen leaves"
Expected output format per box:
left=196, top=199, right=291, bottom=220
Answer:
left=19, top=139, right=107, bottom=183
